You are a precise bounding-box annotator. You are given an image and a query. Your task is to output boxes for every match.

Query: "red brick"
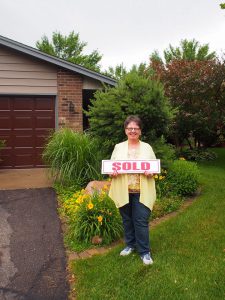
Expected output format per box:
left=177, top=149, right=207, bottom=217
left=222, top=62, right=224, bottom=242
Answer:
left=57, top=68, right=83, bottom=131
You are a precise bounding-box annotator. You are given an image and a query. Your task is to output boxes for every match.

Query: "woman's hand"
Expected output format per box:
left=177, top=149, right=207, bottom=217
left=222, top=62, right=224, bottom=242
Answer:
left=110, top=170, right=119, bottom=178
left=144, top=171, right=154, bottom=178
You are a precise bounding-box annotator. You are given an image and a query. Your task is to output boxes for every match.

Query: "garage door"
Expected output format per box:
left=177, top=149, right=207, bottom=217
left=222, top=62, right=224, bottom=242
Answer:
left=0, top=96, right=55, bottom=168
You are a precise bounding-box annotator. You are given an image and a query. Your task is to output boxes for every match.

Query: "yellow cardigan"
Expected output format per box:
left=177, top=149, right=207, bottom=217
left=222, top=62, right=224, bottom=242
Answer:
left=108, top=140, right=157, bottom=211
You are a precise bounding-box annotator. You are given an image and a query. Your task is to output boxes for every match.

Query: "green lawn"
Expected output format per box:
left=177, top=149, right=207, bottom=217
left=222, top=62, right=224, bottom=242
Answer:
left=71, top=149, right=225, bottom=300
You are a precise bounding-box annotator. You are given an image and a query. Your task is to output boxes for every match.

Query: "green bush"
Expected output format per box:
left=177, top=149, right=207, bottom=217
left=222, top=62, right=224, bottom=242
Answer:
left=60, top=188, right=123, bottom=245
left=86, top=69, right=174, bottom=157
left=43, top=128, right=103, bottom=187
left=151, top=196, right=183, bottom=220
left=152, top=136, right=175, bottom=169
left=178, top=148, right=217, bottom=161
left=166, top=159, right=200, bottom=196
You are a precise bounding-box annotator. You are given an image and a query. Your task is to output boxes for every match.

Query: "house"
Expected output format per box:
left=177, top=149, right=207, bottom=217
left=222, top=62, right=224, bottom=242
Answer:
left=0, top=35, right=116, bottom=168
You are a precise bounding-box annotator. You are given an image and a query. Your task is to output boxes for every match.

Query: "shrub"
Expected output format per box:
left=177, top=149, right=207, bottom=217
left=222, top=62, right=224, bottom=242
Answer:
left=61, top=188, right=123, bottom=245
left=86, top=69, right=174, bottom=157
left=43, top=128, right=103, bottom=187
left=166, top=159, right=200, bottom=196
left=178, top=148, right=217, bottom=161
left=152, top=136, right=176, bottom=169
left=151, top=197, right=183, bottom=220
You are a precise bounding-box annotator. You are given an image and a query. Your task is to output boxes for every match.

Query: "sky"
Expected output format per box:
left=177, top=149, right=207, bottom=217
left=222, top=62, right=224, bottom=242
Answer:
left=0, top=0, right=224, bottom=71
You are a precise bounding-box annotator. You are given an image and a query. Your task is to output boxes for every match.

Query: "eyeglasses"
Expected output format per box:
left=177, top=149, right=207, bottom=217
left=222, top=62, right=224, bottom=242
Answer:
left=126, top=127, right=140, bottom=132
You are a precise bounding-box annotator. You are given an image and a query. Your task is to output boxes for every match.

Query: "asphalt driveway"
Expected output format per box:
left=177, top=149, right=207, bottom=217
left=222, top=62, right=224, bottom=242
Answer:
left=0, top=188, right=68, bottom=300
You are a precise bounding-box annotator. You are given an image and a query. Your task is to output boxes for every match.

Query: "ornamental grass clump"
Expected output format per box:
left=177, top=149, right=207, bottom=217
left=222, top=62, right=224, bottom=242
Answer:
left=42, top=128, right=103, bottom=187
left=166, top=159, right=200, bottom=196
left=62, top=187, right=123, bottom=245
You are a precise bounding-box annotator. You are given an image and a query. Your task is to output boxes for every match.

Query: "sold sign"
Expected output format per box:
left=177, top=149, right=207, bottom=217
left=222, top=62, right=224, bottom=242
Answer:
left=101, top=160, right=161, bottom=174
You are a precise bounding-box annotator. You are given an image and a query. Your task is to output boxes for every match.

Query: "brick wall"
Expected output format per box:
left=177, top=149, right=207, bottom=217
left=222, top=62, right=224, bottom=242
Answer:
left=57, top=69, right=83, bottom=131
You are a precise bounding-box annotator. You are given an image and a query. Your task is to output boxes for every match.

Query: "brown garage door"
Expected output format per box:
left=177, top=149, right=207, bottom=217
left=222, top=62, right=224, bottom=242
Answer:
left=0, top=96, right=55, bottom=168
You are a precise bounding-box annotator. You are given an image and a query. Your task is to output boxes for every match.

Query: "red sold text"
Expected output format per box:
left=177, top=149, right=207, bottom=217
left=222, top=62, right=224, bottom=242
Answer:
left=112, top=161, right=151, bottom=171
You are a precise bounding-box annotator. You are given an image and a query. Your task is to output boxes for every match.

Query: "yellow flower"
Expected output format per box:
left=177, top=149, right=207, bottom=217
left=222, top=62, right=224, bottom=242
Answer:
left=154, top=175, right=159, bottom=179
left=87, top=202, right=94, bottom=210
left=179, top=157, right=186, bottom=160
left=102, top=184, right=109, bottom=191
left=97, top=215, right=103, bottom=222
left=159, top=175, right=163, bottom=180
left=100, top=190, right=106, bottom=197
left=83, top=194, right=90, bottom=199
left=75, top=193, right=88, bottom=204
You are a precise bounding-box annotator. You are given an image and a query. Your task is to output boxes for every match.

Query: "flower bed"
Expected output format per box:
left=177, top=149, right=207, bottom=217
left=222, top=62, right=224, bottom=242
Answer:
left=57, top=184, right=123, bottom=251
left=57, top=158, right=200, bottom=252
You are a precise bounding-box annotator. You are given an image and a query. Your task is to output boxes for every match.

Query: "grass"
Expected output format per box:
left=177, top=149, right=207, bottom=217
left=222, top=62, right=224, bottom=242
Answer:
left=70, top=148, right=225, bottom=300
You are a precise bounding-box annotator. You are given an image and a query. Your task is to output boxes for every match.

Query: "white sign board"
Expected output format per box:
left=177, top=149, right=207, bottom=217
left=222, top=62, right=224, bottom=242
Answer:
left=101, top=159, right=161, bottom=174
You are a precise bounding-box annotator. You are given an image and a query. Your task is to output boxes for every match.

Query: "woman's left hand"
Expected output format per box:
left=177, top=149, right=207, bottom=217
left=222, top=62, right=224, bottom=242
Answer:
left=144, top=171, right=154, bottom=177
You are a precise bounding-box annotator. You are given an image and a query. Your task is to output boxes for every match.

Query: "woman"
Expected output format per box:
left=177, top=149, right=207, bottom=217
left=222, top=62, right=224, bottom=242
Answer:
left=109, top=115, right=156, bottom=265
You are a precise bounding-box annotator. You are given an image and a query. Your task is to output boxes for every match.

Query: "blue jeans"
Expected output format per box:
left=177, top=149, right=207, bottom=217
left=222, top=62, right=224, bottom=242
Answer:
left=119, top=193, right=151, bottom=255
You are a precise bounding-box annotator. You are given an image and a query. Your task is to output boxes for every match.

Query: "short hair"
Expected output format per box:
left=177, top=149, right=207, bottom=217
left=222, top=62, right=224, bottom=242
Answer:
left=124, top=115, right=143, bottom=130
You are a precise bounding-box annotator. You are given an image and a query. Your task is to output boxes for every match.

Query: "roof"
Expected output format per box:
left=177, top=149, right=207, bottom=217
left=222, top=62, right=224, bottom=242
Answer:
left=0, top=35, right=117, bottom=86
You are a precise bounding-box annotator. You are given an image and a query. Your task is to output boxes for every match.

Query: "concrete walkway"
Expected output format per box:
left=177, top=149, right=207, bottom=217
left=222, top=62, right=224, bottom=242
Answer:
left=0, top=168, right=53, bottom=190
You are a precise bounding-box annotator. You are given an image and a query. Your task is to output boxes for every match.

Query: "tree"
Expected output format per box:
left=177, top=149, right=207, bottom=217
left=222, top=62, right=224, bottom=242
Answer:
left=36, top=31, right=102, bottom=71
left=162, top=39, right=216, bottom=63
left=86, top=69, right=174, bottom=157
left=148, top=39, right=225, bottom=149
left=104, top=64, right=127, bottom=80
left=149, top=57, right=225, bottom=148
left=103, top=63, right=147, bottom=80
left=220, top=3, right=225, bottom=9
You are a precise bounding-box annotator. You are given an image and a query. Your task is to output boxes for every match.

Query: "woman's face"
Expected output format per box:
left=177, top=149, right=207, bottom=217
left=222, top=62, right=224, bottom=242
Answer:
left=125, top=121, right=141, bottom=142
